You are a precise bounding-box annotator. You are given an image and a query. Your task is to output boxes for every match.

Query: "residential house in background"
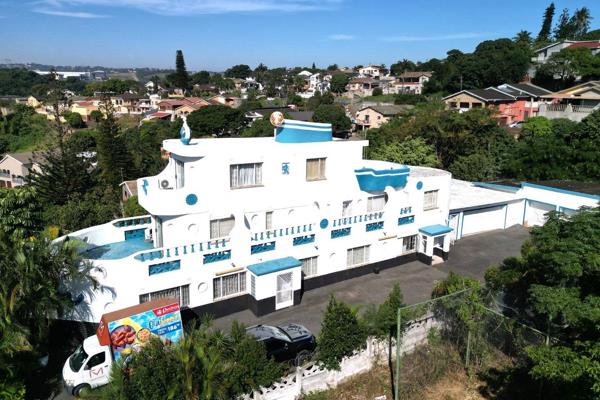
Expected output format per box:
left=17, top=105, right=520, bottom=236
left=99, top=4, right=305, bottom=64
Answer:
left=345, top=77, right=381, bottom=97
left=538, top=80, right=600, bottom=122
left=354, top=105, right=412, bottom=130
left=207, top=94, right=242, bottom=108
left=443, top=82, right=551, bottom=125
left=391, top=72, right=432, bottom=95
left=0, top=152, right=42, bottom=188
left=358, top=65, right=386, bottom=78
left=120, top=180, right=138, bottom=202
left=532, top=40, right=600, bottom=65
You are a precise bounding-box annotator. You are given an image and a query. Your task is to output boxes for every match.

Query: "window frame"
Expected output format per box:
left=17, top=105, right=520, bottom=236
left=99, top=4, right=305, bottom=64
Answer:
left=367, top=194, right=387, bottom=212
left=423, top=190, right=439, bottom=211
left=300, top=256, right=318, bottom=277
left=210, top=216, right=235, bottom=239
left=346, top=245, right=370, bottom=267
left=306, top=158, right=327, bottom=181
left=230, top=162, right=263, bottom=189
left=139, top=284, right=190, bottom=307
left=213, top=271, right=247, bottom=300
left=402, top=235, right=417, bottom=253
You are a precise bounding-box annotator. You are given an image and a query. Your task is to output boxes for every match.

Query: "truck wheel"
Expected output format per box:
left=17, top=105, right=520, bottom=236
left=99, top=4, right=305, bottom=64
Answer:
left=73, top=384, right=91, bottom=397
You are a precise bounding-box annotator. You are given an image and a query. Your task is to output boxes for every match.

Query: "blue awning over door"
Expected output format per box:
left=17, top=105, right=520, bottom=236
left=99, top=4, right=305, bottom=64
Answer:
left=247, top=257, right=302, bottom=276
left=419, top=224, right=453, bottom=236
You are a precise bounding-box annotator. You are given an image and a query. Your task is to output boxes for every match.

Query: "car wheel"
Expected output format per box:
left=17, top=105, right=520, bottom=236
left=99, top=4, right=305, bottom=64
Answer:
left=294, top=349, right=313, bottom=367
left=73, top=384, right=91, bottom=397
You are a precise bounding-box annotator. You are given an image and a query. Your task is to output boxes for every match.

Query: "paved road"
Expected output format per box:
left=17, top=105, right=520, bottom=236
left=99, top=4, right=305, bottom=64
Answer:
left=51, top=226, right=529, bottom=399
left=213, top=226, right=529, bottom=334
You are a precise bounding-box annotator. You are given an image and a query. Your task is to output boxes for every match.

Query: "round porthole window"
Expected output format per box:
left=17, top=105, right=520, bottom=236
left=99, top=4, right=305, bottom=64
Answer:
left=320, top=218, right=329, bottom=229
left=198, top=282, right=208, bottom=293
left=416, top=181, right=423, bottom=190
left=186, top=193, right=198, bottom=205
left=188, top=224, right=198, bottom=233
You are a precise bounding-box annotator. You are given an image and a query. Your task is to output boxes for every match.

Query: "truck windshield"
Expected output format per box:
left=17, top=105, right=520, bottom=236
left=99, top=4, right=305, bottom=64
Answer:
left=69, top=345, right=88, bottom=372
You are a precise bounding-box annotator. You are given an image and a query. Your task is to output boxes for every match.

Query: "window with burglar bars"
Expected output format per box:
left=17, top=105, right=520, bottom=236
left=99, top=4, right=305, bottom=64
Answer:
left=300, top=256, right=318, bottom=277
left=306, top=158, right=326, bottom=181
left=402, top=235, right=417, bottom=253
left=367, top=195, right=386, bottom=212
left=347, top=245, right=370, bottom=267
left=210, top=217, right=235, bottom=239
left=423, top=190, right=439, bottom=211
left=139, top=284, right=189, bottom=307
left=213, top=271, right=246, bottom=300
left=230, top=163, right=262, bottom=188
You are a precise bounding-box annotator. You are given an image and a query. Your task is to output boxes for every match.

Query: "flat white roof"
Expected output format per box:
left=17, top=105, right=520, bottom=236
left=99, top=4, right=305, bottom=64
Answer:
left=449, top=179, right=522, bottom=212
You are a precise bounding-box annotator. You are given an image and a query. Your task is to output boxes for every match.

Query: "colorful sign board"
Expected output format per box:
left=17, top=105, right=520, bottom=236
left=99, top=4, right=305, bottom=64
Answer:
left=106, top=302, right=183, bottom=361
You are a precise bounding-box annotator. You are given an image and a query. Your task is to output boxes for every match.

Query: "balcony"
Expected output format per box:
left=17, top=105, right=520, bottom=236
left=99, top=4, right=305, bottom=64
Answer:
left=354, top=165, right=410, bottom=192
left=538, top=103, right=600, bottom=122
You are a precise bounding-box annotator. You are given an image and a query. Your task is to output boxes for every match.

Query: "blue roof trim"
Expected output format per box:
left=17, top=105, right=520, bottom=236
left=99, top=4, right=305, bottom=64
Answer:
left=275, top=120, right=332, bottom=143
left=473, top=182, right=520, bottom=193
left=419, top=224, right=453, bottom=236
left=247, top=256, right=302, bottom=276
left=521, top=182, right=600, bottom=201
left=355, top=167, right=410, bottom=192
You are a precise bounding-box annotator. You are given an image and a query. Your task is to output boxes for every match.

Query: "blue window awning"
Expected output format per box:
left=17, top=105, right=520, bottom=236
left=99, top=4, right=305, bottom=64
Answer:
left=419, top=224, right=453, bottom=236
left=247, top=257, right=302, bottom=276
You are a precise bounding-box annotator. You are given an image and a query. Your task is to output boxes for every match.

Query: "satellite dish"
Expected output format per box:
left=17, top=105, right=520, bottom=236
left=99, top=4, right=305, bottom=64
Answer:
left=270, top=111, right=284, bottom=127
left=180, top=117, right=191, bottom=145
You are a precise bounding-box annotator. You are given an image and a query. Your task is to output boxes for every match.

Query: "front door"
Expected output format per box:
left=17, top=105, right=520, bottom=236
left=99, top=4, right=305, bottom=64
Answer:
left=275, top=272, right=293, bottom=310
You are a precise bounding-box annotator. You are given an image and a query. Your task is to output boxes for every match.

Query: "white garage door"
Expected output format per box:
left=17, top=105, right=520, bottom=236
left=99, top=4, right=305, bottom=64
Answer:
left=526, top=201, right=555, bottom=227
left=461, top=206, right=506, bottom=236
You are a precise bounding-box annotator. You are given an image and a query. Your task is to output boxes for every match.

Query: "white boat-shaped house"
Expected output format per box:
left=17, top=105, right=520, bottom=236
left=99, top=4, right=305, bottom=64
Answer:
left=64, top=117, right=454, bottom=323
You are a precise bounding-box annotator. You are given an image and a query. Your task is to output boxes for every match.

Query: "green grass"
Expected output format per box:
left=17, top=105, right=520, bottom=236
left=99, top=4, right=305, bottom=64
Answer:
left=363, top=94, right=397, bottom=103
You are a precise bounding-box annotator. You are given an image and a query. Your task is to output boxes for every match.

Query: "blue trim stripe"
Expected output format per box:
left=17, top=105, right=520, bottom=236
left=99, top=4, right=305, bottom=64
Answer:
left=473, top=182, right=520, bottom=193
left=248, top=256, right=302, bottom=276
left=521, top=182, right=600, bottom=201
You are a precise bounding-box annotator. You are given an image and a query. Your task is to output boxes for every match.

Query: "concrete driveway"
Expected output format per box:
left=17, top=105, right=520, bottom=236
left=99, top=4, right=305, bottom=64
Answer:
left=213, top=226, right=529, bottom=334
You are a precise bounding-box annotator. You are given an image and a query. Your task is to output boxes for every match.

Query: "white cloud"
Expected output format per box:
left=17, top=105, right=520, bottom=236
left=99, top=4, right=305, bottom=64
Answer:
left=34, top=8, right=107, bottom=17
left=379, top=33, right=484, bottom=42
left=328, top=34, right=354, bottom=41
left=33, top=0, right=341, bottom=16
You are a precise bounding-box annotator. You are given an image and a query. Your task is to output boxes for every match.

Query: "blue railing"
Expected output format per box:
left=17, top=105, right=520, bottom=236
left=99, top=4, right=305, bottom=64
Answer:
left=366, top=221, right=384, bottom=232
left=398, top=215, right=415, bottom=225
left=331, top=227, right=351, bottom=239
left=332, top=212, right=384, bottom=228
left=134, top=238, right=229, bottom=262
left=204, top=250, right=231, bottom=264
left=293, top=234, right=316, bottom=246
left=251, top=223, right=314, bottom=242
left=251, top=241, right=276, bottom=254
left=149, top=260, right=181, bottom=276
left=113, top=216, right=152, bottom=228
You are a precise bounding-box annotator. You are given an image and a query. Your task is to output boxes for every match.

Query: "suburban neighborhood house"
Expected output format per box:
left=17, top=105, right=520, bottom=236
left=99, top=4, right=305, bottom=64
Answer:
left=0, top=152, right=42, bottom=188
left=345, top=77, right=381, bottom=97
left=443, top=82, right=552, bottom=125
left=393, top=71, right=432, bottom=94
left=537, top=81, right=600, bottom=122
left=532, top=40, right=600, bottom=65
left=358, top=65, right=387, bottom=78
left=354, top=105, right=412, bottom=130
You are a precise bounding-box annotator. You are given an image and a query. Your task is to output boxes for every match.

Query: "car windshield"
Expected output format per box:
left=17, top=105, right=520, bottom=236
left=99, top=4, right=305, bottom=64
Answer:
left=69, top=344, right=88, bottom=372
left=275, top=327, right=293, bottom=342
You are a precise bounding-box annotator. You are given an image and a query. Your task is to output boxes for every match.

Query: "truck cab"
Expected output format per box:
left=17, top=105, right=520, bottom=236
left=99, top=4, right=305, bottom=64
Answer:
left=62, top=335, right=112, bottom=396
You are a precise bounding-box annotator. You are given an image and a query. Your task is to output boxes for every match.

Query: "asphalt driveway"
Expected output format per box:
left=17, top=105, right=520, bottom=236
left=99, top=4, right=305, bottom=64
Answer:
left=212, top=226, right=530, bottom=334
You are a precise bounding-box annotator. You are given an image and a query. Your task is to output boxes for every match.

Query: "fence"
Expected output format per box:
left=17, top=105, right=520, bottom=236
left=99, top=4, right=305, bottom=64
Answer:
left=244, top=314, right=439, bottom=400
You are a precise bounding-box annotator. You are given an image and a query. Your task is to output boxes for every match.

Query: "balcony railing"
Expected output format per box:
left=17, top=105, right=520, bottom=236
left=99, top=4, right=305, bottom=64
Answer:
left=134, top=237, right=229, bottom=263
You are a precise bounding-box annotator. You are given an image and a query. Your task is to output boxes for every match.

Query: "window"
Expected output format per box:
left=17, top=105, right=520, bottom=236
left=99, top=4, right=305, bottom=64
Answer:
left=472, top=103, right=482, bottom=108
left=265, top=211, right=273, bottom=230
left=230, top=163, right=262, bottom=188
left=301, top=256, right=318, bottom=277
left=459, top=102, right=469, bottom=109
left=210, top=217, right=235, bottom=239
left=306, top=158, right=326, bottom=181
left=423, top=190, right=439, bottom=211
left=347, top=245, right=370, bottom=267
left=342, top=200, right=353, bottom=217
left=213, top=271, right=246, bottom=300
left=402, top=235, right=417, bottom=253
left=86, top=352, right=106, bottom=369
left=139, top=284, right=190, bottom=307
left=367, top=195, right=387, bottom=212
left=449, top=102, right=457, bottom=108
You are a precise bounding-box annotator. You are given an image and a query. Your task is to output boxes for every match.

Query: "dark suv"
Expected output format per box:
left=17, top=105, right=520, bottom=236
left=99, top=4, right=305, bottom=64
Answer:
left=246, top=323, right=316, bottom=364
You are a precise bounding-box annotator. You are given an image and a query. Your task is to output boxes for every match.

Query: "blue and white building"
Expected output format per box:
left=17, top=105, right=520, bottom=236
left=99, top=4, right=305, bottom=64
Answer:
left=63, top=118, right=455, bottom=323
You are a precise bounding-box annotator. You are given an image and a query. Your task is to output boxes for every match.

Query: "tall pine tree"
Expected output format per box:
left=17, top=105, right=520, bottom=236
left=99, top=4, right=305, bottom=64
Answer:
left=96, top=97, right=132, bottom=188
left=536, top=2, right=555, bottom=45
left=554, top=8, right=574, bottom=41
left=172, top=50, right=189, bottom=90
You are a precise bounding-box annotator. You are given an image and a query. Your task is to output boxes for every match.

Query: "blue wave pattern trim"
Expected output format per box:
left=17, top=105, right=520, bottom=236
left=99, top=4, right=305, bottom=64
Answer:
left=331, top=227, right=351, bottom=239
left=355, top=167, right=410, bottom=191
left=204, top=250, right=231, bottom=264
left=149, top=260, right=181, bottom=276
left=398, top=216, right=415, bottom=225
left=251, top=241, right=276, bottom=254
left=366, top=221, right=384, bottom=232
left=293, top=234, right=316, bottom=246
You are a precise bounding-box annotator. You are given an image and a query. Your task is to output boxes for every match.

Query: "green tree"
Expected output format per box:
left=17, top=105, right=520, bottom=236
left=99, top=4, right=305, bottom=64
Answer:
left=123, top=195, right=147, bottom=218
left=241, top=115, right=274, bottom=137
left=312, top=104, right=351, bottom=132
left=169, top=50, right=189, bottom=90
left=317, top=296, right=366, bottom=370
left=96, top=97, right=132, bottom=187
left=485, top=207, right=600, bottom=399
left=448, top=152, right=499, bottom=181
left=0, top=187, right=44, bottom=239
left=326, top=64, right=338, bottom=71
left=90, top=110, right=103, bottom=124
left=187, top=105, right=247, bottom=137
left=51, top=186, right=120, bottom=232
left=390, top=59, right=417, bottom=76
left=329, top=73, right=349, bottom=94
left=536, top=2, right=555, bottom=45
left=224, top=64, right=252, bottom=79
left=64, top=111, right=85, bottom=129
left=368, top=136, right=439, bottom=167
left=190, top=70, right=210, bottom=85
left=514, top=30, right=533, bottom=49
left=372, top=87, right=383, bottom=96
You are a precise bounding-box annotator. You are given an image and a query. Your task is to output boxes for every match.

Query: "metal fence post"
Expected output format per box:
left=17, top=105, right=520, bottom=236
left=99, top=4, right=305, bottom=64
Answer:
left=395, top=308, right=401, bottom=400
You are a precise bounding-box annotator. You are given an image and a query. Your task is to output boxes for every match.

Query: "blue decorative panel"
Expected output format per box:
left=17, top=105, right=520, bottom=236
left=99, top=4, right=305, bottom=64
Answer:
left=320, top=218, right=329, bottom=229
left=416, top=181, right=423, bottom=190
left=203, top=250, right=231, bottom=264
left=366, top=221, right=384, bottom=232
left=398, top=216, right=415, bottom=225
left=114, top=217, right=151, bottom=228
left=124, top=228, right=145, bottom=241
left=275, top=120, right=332, bottom=143
left=149, top=260, right=181, bottom=276
left=331, top=228, right=351, bottom=239
left=354, top=167, right=410, bottom=191
left=251, top=241, right=276, bottom=254
left=293, top=234, right=315, bottom=246
left=186, top=193, right=198, bottom=205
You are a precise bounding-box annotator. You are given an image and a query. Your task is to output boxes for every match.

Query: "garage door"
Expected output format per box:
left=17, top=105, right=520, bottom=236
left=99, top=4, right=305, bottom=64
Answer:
left=526, top=201, right=555, bottom=227
left=461, top=206, right=505, bottom=236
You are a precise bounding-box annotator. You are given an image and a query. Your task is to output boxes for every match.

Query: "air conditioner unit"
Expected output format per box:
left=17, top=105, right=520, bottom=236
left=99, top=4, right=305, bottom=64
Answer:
left=160, top=179, right=173, bottom=189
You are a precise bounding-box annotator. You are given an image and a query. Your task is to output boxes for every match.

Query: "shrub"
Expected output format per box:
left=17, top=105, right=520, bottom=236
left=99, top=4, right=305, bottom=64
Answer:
left=372, top=87, right=383, bottom=96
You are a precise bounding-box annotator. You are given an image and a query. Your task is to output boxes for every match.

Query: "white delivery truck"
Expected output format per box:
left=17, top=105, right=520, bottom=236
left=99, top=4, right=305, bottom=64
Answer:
left=62, top=298, right=184, bottom=396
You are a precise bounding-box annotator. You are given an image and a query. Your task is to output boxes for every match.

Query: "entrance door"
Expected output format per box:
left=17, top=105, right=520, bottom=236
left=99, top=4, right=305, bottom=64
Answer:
left=275, top=272, right=294, bottom=310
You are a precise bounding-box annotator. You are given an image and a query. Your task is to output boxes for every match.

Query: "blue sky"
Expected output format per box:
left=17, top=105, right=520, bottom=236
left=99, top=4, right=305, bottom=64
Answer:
left=0, top=0, right=597, bottom=71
